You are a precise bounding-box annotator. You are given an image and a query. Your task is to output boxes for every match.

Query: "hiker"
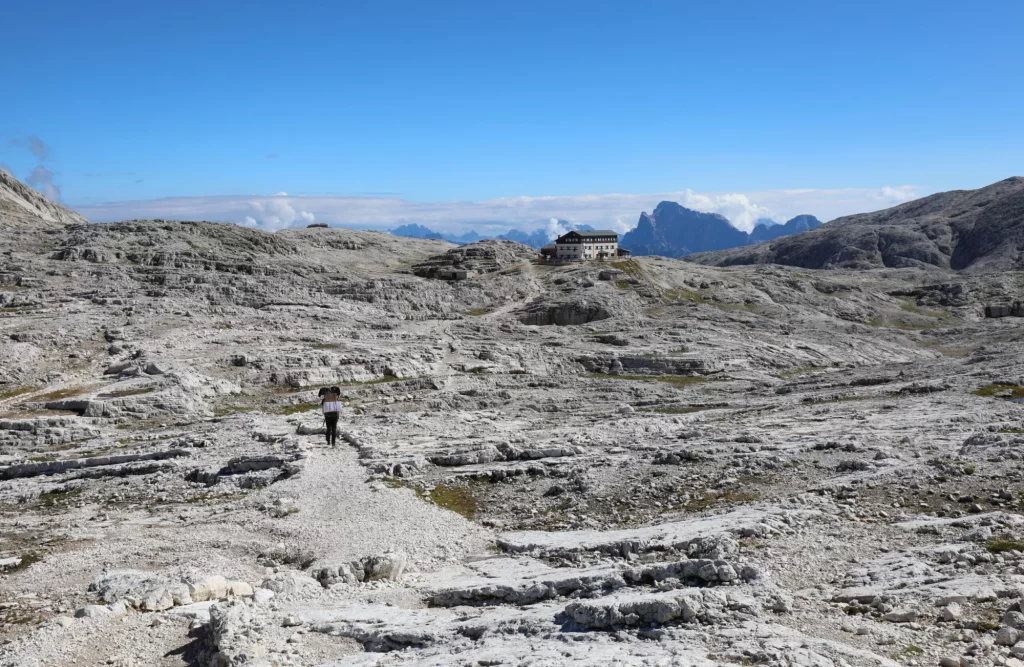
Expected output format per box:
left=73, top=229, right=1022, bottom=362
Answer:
left=318, top=386, right=341, bottom=447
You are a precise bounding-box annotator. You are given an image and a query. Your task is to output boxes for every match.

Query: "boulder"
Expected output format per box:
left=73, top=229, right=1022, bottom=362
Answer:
left=187, top=575, right=228, bottom=603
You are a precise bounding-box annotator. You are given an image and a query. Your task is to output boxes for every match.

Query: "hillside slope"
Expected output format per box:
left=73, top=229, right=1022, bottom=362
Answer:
left=687, top=177, right=1024, bottom=271
left=0, top=169, right=88, bottom=226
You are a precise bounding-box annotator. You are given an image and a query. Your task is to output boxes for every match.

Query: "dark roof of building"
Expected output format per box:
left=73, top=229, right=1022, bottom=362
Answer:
left=557, top=230, right=619, bottom=239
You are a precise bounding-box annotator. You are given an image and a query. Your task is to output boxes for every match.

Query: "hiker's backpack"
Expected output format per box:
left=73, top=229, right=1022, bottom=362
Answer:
left=322, top=391, right=341, bottom=414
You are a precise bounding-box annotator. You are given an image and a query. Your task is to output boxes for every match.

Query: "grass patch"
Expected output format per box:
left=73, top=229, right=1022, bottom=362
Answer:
left=97, top=387, right=156, bottom=399
left=973, top=383, right=1024, bottom=400
left=382, top=478, right=479, bottom=520
left=311, top=343, right=339, bottom=350
left=428, top=483, right=479, bottom=519
left=639, top=405, right=705, bottom=415
left=213, top=405, right=257, bottom=417
left=609, top=259, right=643, bottom=278
left=897, top=299, right=947, bottom=318
left=917, top=340, right=974, bottom=357
left=682, top=490, right=759, bottom=512
left=615, top=279, right=632, bottom=290
left=802, top=394, right=868, bottom=405
left=0, top=386, right=39, bottom=400
left=7, top=552, right=43, bottom=572
left=35, top=384, right=105, bottom=402
left=464, top=307, right=490, bottom=316
left=987, top=538, right=1024, bottom=554
left=340, top=375, right=404, bottom=386
left=38, top=487, right=83, bottom=508
left=587, top=373, right=707, bottom=388
left=998, top=428, right=1024, bottom=434
left=895, top=645, right=924, bottom=658
left=662, top=287, right=708, bottom=304
left=277, top=402, right=320, bottom=416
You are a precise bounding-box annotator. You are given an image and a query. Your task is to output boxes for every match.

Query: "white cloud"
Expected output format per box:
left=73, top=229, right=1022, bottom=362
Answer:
left=73, top=185, right=925, bottom=235
left=679, top=189, right=776, bottom=232
left=245, top=198, right=316, bottom=231
left=545, top=217, right=569, bottom=239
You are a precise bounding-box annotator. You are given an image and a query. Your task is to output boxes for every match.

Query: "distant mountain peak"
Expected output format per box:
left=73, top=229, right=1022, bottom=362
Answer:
left=620, top=201, right=749, bottom=257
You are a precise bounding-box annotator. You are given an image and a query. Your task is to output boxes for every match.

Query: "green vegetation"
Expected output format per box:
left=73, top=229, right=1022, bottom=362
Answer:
left=36, top=384, right=105, bottom=402
left=897, top=298, right=948, bottom=318
left=963, top=465, right=976, bottom=475
left=7, top=552, right=43, bottom=572
left=311, top=343, right=339, bottom=349
left=468, top=366, right=488, bottom=375
left=615, top=279, right=632, bottom=290
left=916, top=339, right=974, bottom=357
left=464, top=307, right=490, bottom=316
left=972, top=383, right=1024, bottom=400
left=0, top=386, right=38, bottom=400
left=39, top=487, right=83, bottom=508
left=986, top=538, right=1024, bottom=554
left=383, top=478, right=478, bottom=520
left=277, top=402, right=320, bottom=415
left=638, top=405, right=705, bottom=414
left=213, top=405, right=257, bottom=417
left=662, top=287, right=708, bottom=304
left=587, top=373, right=707, bottom=388
left=340, top=375, right=404, bottom=386
left=428, top=483, right=479, bottom=519
left=802, top=394, right=867, bottom=405
left=97, top=387, right=156, bottom=399
left=681, top=490, right=759, bottom=512
left=609, top=259, right=644, bottom=278
left=895, top=645, right=924, bottom=658
left=998, top=428, right=1024, bottom=434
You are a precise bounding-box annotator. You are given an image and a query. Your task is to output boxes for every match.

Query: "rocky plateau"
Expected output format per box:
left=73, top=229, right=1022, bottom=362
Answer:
left=0, top=170, right=1023, bottom=667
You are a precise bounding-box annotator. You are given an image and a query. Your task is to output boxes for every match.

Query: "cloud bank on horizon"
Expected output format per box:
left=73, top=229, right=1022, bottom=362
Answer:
left=72, top=185, right=922, bottom=236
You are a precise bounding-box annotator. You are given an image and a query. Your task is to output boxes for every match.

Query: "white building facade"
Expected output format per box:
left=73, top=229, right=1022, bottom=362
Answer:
left=554, top=230, right=619, bottom=261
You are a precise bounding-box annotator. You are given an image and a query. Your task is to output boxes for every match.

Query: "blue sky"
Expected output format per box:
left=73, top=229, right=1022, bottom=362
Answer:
left=2, top=1, right=1022, bottom=233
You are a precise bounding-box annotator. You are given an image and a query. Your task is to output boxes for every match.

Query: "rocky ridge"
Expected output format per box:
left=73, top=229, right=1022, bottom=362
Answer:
left=688, top=177, right=1024, bottom=272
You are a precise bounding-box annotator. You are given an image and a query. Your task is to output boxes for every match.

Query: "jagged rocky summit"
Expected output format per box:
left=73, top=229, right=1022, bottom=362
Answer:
left=619, top=201, right=821, bottom=257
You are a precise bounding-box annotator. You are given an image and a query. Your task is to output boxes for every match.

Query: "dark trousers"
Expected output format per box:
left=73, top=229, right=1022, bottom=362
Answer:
left=324, top=413, right=339, bottom=446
